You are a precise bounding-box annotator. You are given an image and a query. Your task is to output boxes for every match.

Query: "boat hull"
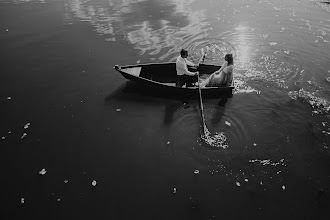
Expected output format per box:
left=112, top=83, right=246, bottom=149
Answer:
left=114, top=63, right=234, bottom=99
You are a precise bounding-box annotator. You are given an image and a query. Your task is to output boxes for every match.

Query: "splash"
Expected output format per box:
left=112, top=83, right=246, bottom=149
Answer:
left=233, top=79, right=261, bottom=94
left=201, top=126, right=228, bottom=149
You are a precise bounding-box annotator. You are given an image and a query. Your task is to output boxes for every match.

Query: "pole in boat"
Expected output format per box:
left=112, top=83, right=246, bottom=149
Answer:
left=197, top=48, right=209, bottom=136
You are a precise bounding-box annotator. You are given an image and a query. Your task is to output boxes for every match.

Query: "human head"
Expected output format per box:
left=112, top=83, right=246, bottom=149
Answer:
left=224, top=54, right=233, bottom=65
left=180, top=49, right=188, bottom=58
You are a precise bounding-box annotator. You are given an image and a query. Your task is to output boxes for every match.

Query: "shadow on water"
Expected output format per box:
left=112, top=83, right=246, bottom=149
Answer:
left=164, top=101, right=181, bottom=126
left=104, top=82, right=172, bottom=106
left=210, top=99, right=229, bottom=126
left=104, top=80, right=203, bottom=151
left=162, top=100, right=182, bottom=156
left=105, top=81, right=191, bottom=104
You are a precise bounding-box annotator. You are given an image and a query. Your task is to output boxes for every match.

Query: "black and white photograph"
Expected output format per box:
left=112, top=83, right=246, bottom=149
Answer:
left=1, top=0, right=330, bottom=219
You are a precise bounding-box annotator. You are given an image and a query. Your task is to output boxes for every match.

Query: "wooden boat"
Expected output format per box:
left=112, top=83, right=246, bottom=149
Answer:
left=114, top=62, right=234, bottom=99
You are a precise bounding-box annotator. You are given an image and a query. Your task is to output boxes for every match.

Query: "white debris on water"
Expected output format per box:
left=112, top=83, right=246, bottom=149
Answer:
left=282, top=185, right=286, bottom=190
left=269, top=42, right=277, bottom=46
left=21, top=133, right=27, bottom=139
left=136, top=60, right=140, bottom=64
left=116, top=109, right=121, bottom=112
left=236, top=182, right=241, bottom=187
left=225, top=121, right=231, bottom=126
left=1, top=136, right=5, bottom=140
left=249, top=159, right=285, bottom=166
left=244, top=179, right=249, bottom=182
left=21, top=198, right=25, bottom=204
left=39, top=168, right=47, bottom=175
left=288, top=88, right=330, bottom=114
left=253, top=143, right=257, bottom=146
left=167, top=141, right=170, bottom=145
left=24, top=123, right=30, bottom=129
left=260, top=181, right=263, bottom=185
left=92, top=180, right=97, bottom=186
left=173, top=187, right=177, bottom=194
left=7, top=96, right=11, bottom=100
left=284, top=50, right=291, bottom=54
left=64, top=180, right=69, bottom=184
left=194, top=170, right=199, bottom=175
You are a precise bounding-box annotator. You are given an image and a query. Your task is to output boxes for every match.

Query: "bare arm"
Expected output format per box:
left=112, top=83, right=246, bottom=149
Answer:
left=216, top=61, right=227, bottom=74
left=185, top=59, right=196, bottom=67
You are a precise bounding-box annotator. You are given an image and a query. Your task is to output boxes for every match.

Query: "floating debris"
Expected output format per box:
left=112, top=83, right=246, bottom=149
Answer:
left=21, top=133, right=27, bottom=139
left=92, top=180, right=97, bottom=186
left=249, top=159, right=285, bottom=166
left=7, top=96, right=11, bottom=100
left=24, top=123, right=30, bottom=129
left=194, top=170, right=199, bottom=175
left=116, top=109, right=121, bottom=112
left=284, top=50, right=291, bottom=54
left=6, top=29, right=9, bottom=32
left=282, top=185, right=286, bottom=190
left=167, top=141, right=170, bottom=145
left=39, top=168, right=47, bottom=175
left=57, top=198, right=61, bottom=202
left=260, top=181, right=263, bottom=185
left=136, top=60, right=140, bottom=64
left=236, top=182, right=241, bottom=187
left=173, top=187, right=177, bottom=194
left=225, top=121, right=231, bottom=126
left=1, top=136, right=5, bottom=140
left=269, top=42, right=277, bottom=46
left=253, top=143, right=257, bottom=147
left=64, top=180, right=69, bottom=184
left=244, top=179, right=249, bottom=182
left=21, top=198, right=25, bottom=204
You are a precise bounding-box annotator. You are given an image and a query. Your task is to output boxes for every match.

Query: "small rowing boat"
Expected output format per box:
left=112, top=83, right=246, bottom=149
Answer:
left=114, top=62, right=234, bottom=99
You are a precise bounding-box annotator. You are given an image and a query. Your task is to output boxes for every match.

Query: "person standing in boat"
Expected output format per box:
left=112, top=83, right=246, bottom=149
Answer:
left=199, top=53, right=234, bottom=88
left=176, top=49, right=199, bottom=87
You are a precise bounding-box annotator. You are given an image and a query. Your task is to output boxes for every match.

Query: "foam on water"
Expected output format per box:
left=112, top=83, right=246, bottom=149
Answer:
left=201, top=126, right=228, bottom=149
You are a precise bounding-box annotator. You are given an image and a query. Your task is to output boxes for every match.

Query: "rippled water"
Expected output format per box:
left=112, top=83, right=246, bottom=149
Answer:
left=1, top=0, right=330, bottom=219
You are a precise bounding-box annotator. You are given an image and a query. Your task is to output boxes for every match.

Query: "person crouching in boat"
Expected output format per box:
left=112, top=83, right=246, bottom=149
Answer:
left=199, top=53, right=234, bottom=88
left=176, top=49, right=199, bottom=87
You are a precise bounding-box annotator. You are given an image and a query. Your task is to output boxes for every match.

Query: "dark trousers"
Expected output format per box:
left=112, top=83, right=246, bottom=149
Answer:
left=176, top=74, right=198, bottom=87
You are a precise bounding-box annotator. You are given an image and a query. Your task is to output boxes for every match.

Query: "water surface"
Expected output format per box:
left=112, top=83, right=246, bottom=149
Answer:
left=1, top=0, right=330, bottom=219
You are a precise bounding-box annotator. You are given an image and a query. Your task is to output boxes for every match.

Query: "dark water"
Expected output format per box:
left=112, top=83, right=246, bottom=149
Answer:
left=1, top=0, right=330, bottom=219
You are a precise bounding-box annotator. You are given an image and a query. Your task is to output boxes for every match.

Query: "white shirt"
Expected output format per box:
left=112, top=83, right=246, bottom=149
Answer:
left=176, top=56, right=196, bottom=76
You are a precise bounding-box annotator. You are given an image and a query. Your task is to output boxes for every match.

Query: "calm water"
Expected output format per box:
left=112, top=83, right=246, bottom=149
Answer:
left=1, top=0, right=330, bottom=219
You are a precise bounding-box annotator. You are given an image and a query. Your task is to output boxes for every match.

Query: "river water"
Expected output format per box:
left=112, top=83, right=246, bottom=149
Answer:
left=1, top=0, right=330, bottom=219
